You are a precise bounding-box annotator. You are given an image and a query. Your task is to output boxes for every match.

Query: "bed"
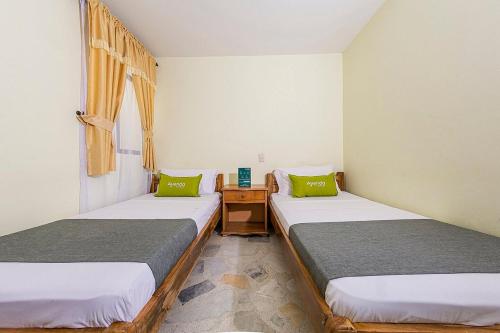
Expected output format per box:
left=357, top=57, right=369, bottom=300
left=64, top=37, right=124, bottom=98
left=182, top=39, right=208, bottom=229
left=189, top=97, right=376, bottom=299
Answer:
left=266, top=172, right=500, bottom=333
left=0, top=174, right=223, bottom=333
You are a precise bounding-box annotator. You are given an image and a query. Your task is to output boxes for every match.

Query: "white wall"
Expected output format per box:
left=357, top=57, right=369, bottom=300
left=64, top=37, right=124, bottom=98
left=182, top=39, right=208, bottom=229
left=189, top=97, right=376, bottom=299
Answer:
left=0, top=1, right=81, bottom=236
left=344, top=0, right=500, bottom=236
left=155, top=54, right=343, bottom=184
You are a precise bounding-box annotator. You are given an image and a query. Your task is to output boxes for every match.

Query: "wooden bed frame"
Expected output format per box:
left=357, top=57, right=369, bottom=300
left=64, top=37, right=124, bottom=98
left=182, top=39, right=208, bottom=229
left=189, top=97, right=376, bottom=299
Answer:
left=2, top=174, right=224, bottom=333
left=265, top=172, right=500, bottom=333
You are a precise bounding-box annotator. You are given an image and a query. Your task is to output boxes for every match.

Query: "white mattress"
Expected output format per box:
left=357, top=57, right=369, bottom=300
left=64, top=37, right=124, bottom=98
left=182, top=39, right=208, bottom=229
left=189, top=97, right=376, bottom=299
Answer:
left=0, top=193, right=221, bottom=328
left=270, top=193, right=500, bottom=326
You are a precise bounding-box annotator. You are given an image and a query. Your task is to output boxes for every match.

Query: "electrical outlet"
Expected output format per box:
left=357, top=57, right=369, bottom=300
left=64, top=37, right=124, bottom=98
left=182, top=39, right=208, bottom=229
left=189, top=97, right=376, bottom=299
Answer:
left=258, top=153, right=265, bottom=163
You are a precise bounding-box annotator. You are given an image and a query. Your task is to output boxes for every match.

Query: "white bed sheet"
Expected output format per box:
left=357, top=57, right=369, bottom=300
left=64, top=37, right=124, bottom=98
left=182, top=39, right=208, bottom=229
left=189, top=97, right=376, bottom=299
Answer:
left=270, top=193, right=500, bottom=326
left=73, top=192, right=222, bottom=235
left=270, top=191, right=425, bottom=234
left=0, top=262, right=155, bottom=328
left=0, top=193, right=221, bottom=328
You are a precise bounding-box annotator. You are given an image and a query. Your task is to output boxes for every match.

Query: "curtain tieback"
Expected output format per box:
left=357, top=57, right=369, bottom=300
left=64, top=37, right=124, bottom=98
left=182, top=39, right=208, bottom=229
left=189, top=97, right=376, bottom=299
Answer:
left=143, top=129, right=153, bottom=139
left=77, top=114, right=114, bottom=132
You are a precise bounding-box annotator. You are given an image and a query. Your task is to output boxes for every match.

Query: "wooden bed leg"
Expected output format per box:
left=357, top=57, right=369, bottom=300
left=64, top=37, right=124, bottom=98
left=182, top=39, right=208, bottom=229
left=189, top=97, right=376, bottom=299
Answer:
left=327, top=315, right=357, bottom=333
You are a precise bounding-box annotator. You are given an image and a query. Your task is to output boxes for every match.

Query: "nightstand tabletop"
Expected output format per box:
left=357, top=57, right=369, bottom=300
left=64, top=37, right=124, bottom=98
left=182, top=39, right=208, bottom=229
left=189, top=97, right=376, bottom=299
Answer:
left=222, top=184, right=268, bottom=191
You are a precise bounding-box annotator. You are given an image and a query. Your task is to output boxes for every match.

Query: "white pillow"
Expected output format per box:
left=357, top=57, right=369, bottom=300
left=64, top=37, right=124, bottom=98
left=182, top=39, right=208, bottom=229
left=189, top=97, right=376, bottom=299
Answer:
left=160, top=169, right=218, bottom=195
left=273, top=165, right=341, bottom=195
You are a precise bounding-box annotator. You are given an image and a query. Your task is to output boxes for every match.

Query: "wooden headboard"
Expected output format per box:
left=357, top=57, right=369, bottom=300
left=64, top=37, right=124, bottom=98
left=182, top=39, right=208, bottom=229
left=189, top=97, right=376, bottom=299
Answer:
left=150, top=173, right=224, bottom=193
left=265, top=171, right=345, bottom=193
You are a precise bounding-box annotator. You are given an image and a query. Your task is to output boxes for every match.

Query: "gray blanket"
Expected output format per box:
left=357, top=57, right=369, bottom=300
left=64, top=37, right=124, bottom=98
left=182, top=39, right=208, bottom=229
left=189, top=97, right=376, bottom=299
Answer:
left=289, top=219, right=500, bottom=294
left=0, top=218, right=198, bottom=289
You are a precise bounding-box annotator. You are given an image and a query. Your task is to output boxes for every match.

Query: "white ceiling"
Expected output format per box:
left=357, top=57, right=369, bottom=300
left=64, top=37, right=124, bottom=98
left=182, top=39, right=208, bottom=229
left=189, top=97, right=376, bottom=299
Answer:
left=103, top=0, right=384, bottom=57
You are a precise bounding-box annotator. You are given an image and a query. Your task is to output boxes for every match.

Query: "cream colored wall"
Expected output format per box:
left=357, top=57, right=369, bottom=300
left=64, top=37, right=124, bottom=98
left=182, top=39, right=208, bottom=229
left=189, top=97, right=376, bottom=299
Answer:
left=0, top=1, right=81, bottom=236
left=155, top=54, right=343, bottom=184
left=344, top=0, right=500, bottom=236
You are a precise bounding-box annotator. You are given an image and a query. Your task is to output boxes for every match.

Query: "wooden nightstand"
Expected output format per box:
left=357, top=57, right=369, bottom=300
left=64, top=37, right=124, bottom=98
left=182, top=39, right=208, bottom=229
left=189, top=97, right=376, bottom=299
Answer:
left=222, top=185, right=268, bottom=236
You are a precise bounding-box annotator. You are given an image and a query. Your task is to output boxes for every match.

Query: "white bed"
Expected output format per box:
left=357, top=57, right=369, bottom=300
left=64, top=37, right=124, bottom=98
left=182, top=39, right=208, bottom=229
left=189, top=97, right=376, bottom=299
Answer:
left=270, top=192, right=500, bottom=326
left=0, top=193, right=220, bottom=329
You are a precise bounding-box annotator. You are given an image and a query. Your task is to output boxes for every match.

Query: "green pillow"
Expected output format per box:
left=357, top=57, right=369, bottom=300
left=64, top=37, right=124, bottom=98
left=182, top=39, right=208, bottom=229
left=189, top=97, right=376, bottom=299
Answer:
left=155, top=173, right=202, bottom=197
left=288, top=173, right=338, bottom=198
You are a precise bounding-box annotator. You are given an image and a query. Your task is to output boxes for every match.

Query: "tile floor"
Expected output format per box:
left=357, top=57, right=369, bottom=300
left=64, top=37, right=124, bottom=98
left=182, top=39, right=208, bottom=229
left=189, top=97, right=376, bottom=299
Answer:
left=159, top=231, right=314, bottom=333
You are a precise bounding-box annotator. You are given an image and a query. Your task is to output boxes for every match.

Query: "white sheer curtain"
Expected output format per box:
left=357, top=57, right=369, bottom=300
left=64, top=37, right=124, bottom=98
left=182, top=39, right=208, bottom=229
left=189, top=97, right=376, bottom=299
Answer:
left=79, top=0, right=150, bottom=213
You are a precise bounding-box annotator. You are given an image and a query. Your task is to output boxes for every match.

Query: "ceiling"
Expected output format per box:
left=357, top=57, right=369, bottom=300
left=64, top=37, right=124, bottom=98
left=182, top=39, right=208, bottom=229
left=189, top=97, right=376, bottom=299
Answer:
left=103, top=0, right=384, bottom=57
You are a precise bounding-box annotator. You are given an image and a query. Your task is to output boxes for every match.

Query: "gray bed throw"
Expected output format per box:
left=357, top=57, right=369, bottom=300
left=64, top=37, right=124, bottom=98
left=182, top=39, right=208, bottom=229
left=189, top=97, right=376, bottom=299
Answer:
left=289, top=219, right=500, bottom=294
left=0, top=218, right=198, bottom=289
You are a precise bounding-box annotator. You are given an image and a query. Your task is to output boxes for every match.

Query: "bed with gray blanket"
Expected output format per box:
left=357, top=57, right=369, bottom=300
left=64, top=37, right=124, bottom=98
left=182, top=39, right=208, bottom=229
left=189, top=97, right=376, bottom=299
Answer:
left=0, top=192, right=222, bottom=329
left=0, top=218, right=198, bottom=289
left=270, top=191, right=500, bottom=326
left=289, top=219, right=500, bottom=295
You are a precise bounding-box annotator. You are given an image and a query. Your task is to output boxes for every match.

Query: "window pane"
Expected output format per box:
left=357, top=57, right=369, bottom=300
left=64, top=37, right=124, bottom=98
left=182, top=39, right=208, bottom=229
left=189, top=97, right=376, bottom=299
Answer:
left=117, top=77, right=142, bottom=154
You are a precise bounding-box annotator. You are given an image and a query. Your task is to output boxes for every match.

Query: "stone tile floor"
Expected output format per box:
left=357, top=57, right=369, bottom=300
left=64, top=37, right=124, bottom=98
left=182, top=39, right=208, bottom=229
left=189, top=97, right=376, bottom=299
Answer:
left=159, top=231, right=314, bottom=333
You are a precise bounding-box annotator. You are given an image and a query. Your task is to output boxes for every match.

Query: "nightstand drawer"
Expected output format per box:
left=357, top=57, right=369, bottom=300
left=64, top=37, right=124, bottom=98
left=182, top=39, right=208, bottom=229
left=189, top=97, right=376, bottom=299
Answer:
left=224, top=190, right=266, bottom=202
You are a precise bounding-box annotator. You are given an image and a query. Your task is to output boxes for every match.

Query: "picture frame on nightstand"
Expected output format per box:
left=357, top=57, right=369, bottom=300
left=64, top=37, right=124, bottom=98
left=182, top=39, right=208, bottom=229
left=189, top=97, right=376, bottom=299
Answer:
left=238, top=167, right=251, bottom=187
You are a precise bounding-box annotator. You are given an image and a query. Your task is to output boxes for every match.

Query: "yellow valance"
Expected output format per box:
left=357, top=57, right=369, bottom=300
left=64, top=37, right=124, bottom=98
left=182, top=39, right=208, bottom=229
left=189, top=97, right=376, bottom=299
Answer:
left=88, top=0, right=156, bottom=90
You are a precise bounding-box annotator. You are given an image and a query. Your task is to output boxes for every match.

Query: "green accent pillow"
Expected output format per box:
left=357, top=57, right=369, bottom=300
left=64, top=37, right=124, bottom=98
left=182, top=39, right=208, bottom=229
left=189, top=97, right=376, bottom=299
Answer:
left=288, top=173, right=338, bottom=198
left=155, top=173, right=202, bottom=197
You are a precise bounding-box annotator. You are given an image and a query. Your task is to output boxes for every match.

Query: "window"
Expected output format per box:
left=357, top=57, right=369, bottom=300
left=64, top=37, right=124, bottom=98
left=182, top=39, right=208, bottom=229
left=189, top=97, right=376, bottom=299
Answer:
left=81, top=75, right=149, bottom=212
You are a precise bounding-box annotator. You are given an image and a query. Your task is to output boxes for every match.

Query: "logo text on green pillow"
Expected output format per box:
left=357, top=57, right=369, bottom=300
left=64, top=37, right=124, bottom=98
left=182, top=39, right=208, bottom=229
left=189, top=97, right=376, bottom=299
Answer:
left=167, top=182, right=186, bottom=188
left=306, top=181, right=326, bottom=188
